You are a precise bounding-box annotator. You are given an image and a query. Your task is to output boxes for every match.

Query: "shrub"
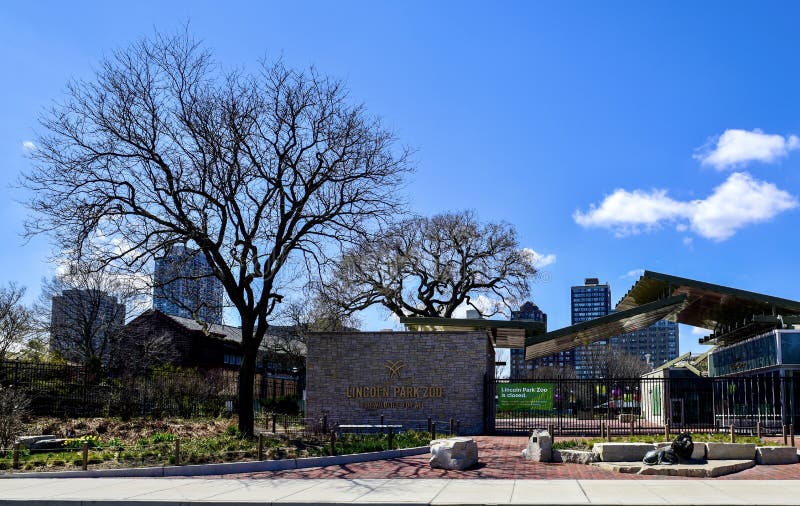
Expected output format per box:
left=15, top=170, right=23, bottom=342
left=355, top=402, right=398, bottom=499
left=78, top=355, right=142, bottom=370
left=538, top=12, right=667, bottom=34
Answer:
left=0, top=386, right=30, bottom=448
left=150, top=432, right=176, bottom=443
left=259, top=395, right=300, bottom=415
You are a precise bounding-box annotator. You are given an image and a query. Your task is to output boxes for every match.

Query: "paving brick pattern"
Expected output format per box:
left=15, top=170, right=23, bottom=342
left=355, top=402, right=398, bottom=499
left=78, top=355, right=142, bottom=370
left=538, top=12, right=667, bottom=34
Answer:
left=213, top=436, right=800, bottom=481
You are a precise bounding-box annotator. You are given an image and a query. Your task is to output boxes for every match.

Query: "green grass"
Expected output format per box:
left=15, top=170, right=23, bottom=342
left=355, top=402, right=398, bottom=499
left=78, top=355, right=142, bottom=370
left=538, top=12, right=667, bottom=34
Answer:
left=553, top=433, right=765, bottom=451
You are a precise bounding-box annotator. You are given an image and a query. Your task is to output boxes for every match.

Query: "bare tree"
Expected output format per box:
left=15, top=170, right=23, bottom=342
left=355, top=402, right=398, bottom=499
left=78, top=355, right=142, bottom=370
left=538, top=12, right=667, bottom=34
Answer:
left=580, top=344, right=651, bottom=378
left=36, top=263, right=138, bottom=369
left=22, top=31, right=410, bottom=436
left=109, top=328, right=175, bottom=378
left=0, top=283, right=32, bottom=362
left=322, top=210, right=537, bottom=319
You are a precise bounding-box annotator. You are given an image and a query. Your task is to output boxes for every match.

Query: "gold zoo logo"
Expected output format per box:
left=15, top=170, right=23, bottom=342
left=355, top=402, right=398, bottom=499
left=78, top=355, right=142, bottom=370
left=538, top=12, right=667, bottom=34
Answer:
left=383, top=360, right=407, bottom=379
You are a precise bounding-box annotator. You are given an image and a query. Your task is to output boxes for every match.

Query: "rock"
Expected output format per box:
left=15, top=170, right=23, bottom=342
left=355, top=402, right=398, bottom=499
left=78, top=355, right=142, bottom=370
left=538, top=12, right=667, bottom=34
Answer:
left=705, top=443, right=756, bottom=460
left=31, top=438, right=67, bottom=450
left=522, top=429, right=552, bottom=462
left=553, top=449, right=596, bottom=464
left=756, top=446, right=798, bottom=465
left=594, top=459, right=755, bottom=478
left=593, top=442, right=654, bottom=462
left=15, top=435, right=58, bottom=449
left=430, top=437, right=478, bottom=470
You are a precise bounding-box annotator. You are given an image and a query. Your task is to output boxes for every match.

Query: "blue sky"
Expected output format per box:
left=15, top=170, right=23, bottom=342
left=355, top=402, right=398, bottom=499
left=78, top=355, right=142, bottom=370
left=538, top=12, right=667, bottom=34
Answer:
left=2, top=1, right=800, bottom=355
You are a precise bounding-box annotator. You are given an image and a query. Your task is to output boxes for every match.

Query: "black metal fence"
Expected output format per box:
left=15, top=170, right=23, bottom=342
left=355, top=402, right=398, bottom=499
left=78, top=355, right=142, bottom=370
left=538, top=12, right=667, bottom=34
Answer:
left=492, top=374, right=800, bottom=437
left=0, top=360, right=299, bottom=418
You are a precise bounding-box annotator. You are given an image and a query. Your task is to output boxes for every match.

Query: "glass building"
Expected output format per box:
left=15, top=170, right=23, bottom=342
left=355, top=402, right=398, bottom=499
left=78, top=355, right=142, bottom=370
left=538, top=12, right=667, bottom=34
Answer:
left=50, top=288, right=126, bottom=363
left=509, top=302, right=553, bottom=378
left=153, top=245, right=224, bottom=324
left=573, top=278, right=612, bottom=378
left=610, top=319, right=680, bottom=368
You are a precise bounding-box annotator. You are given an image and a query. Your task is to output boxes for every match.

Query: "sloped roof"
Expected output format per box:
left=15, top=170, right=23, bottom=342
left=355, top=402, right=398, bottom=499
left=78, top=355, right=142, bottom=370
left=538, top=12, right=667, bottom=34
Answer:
left=617, top=271, right=800, bottom=331
left=524, top=295, right=687, bottom=360
left=143, top=310, right=303, bottom=352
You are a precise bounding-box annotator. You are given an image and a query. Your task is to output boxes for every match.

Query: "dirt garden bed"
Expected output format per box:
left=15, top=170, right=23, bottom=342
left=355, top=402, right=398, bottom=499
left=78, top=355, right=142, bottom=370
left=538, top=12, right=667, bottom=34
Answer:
left=0, top=416, right=430, bottom=473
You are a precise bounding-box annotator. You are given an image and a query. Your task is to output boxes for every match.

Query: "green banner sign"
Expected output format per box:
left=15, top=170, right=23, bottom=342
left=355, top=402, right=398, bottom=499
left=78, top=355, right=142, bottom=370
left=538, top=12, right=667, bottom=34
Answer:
left=497, top=383, right=554, bottom=411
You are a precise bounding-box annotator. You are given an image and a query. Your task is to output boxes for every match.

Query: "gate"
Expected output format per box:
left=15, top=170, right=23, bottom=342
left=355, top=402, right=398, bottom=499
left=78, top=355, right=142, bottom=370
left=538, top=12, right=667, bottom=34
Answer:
left=490, top=374, right=800, bottom=436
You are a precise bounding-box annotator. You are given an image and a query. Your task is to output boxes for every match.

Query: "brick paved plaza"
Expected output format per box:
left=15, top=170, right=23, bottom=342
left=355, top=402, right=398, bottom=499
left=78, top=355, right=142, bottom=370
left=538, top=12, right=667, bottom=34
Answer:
left=211, top=436, right=800, bottom=480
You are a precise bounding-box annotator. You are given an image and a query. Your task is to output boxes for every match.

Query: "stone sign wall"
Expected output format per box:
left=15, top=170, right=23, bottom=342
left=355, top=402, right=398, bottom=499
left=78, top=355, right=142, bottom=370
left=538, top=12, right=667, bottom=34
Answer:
left=306, top=331, right=493, bottom=435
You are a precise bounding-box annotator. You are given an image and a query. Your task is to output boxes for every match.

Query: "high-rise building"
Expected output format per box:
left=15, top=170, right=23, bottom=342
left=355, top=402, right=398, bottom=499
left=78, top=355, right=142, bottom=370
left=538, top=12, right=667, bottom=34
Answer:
left=610, top=319, right=679, bottom=367
left=572, top=278, right=612, bottom=378
left=50, top=288, right=126, bottom=363
left=509, top=302, right=552, bottom=378
left=153, top=245, right=223, bottom=324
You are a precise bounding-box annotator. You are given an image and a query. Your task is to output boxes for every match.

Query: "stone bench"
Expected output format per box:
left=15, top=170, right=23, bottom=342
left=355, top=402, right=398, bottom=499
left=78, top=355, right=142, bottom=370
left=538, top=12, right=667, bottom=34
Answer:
left=705, top=443, right=756, bottom=460
left=593, top=442, right=654, bottom=462
left=337, top=424, right=403, bottom=434
left=756, top=446, right=798, bottom=465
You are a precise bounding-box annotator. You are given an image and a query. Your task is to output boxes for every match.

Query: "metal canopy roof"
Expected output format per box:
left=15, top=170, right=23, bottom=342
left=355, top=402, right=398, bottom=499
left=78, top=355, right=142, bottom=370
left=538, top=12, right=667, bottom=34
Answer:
left=400, top=316, right=546, bottom=349
left=617, top=271, right=800, bottom=335
left=524, top=295, right=688, bottom=360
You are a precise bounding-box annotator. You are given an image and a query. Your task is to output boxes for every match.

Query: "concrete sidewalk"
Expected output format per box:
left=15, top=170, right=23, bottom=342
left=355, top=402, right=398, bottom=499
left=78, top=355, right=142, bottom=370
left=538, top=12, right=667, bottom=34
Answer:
left=2, top=478, right=800, bottom=505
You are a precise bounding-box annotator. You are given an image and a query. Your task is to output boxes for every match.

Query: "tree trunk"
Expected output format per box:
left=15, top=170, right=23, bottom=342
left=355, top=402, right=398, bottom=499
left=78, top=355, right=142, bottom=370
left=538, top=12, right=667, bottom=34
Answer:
left=238, top=349, right=257, bottom=438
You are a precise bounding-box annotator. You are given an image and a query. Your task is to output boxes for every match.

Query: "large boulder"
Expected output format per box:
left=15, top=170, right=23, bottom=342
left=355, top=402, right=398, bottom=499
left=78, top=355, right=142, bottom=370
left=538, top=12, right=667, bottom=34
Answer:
left=756, top=446, right=798, bottom=465
left=554, top=449, right=596, bottom=464
left=430, top=437, right=478, bottom=470
left=593, top=442, right=654, bottom=462
left=705, top=443, right=756, bottom=460
left=522, top=429, right=552, bottom=462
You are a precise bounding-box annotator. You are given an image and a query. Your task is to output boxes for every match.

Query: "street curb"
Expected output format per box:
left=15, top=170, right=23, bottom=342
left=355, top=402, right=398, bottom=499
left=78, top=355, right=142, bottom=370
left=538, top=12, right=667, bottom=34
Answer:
left=0, top=446, right=429, bottom=478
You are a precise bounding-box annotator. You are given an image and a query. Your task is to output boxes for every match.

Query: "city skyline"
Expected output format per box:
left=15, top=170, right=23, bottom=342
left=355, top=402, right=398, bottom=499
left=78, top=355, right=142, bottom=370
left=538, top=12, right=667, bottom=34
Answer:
left=3, top=2, right=800, bottom=355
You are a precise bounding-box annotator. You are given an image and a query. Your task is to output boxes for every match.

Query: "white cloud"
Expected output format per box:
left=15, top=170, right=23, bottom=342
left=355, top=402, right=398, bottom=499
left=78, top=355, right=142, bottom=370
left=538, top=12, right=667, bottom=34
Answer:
left=574, top=172, right=798, bottom=241
left=695, top=129, right=799, bottom=170
left=690, top=326, right=708, bottom=336
left=682, top=236, right=693, bottom=247
left=520, top=248, right=556, bottom=268
left=622, top=269, right=644, bottom=279
left=573, top=188, right=691, bottom=236
left=690, top=172, right=798, bottom=240
left=22, top=141, right=36, bottom=151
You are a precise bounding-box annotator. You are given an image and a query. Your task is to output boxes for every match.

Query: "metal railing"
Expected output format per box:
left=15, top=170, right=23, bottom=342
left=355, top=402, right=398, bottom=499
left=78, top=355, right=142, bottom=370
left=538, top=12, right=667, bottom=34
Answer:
left=0, top=360, right=298, bottom=418
left=491, top=374, right=800, bottom=437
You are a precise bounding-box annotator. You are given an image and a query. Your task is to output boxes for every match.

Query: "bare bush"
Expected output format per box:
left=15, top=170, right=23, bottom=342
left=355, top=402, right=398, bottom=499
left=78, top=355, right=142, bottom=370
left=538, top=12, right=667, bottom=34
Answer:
left=0, top=386, right=31, bottom=449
